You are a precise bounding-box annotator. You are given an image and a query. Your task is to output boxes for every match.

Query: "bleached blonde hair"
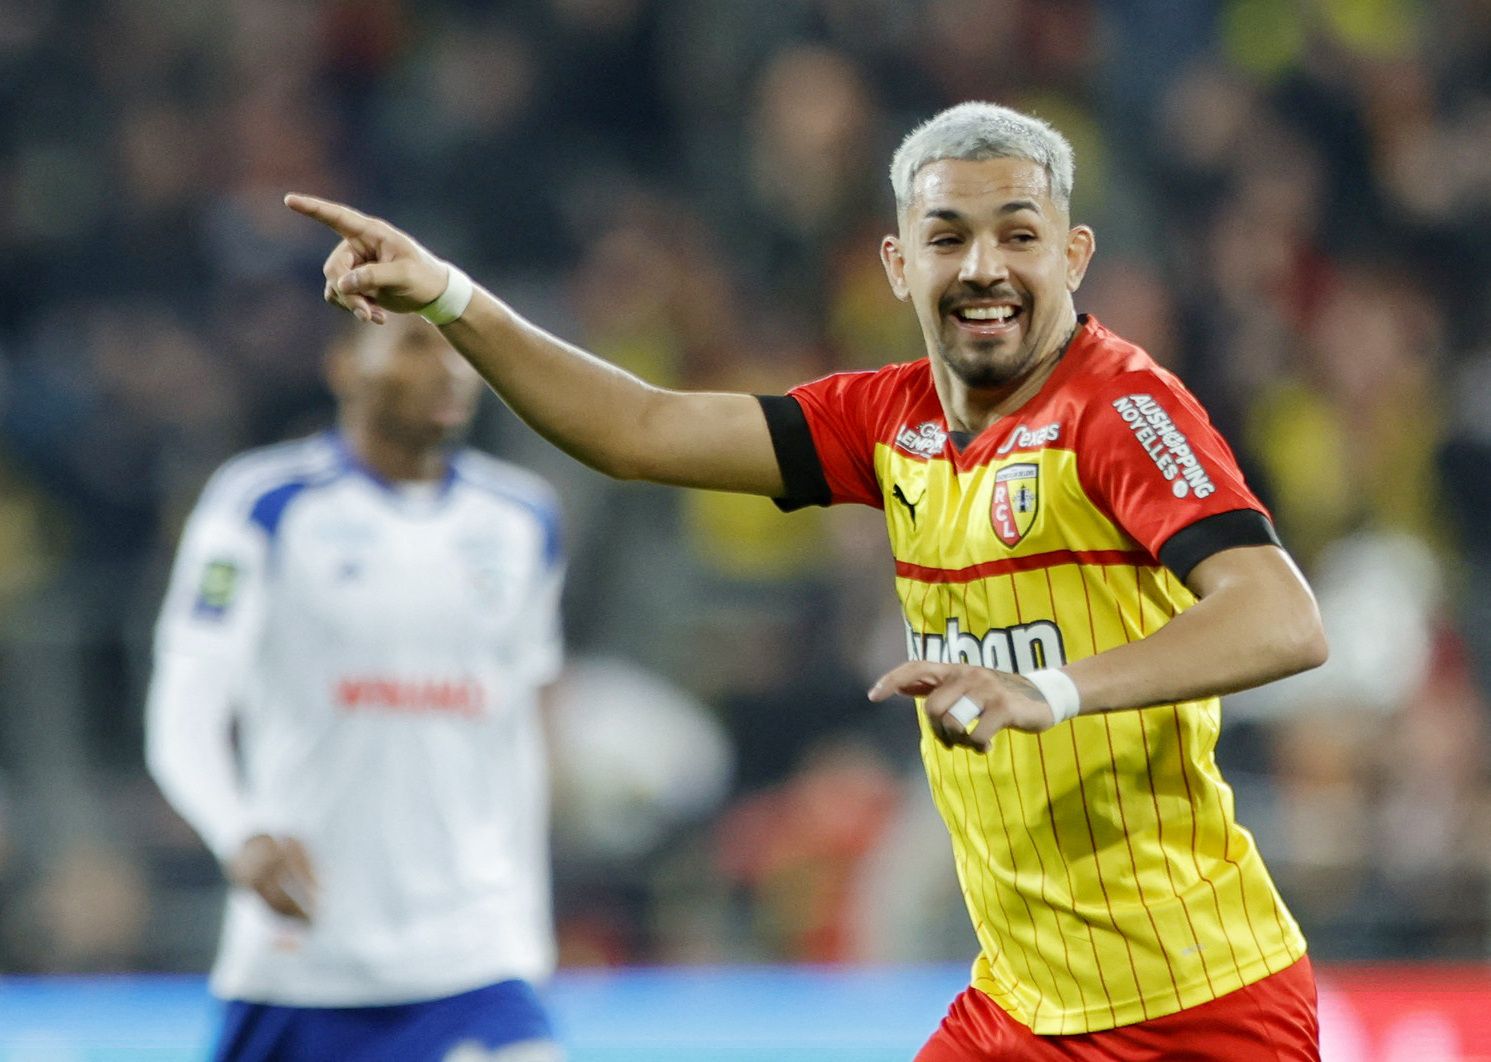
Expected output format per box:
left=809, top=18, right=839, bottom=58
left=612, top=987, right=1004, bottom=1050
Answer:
left=890, top=101, right=1074, bottom=213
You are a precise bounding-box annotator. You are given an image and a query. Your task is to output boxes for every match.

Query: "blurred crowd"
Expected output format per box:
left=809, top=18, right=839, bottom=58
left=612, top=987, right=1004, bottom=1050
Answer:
left=2, top=0, right=1490, bottom=974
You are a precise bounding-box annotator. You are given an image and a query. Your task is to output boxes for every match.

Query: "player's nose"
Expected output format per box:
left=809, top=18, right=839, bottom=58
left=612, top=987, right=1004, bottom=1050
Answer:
left=958, top=236, right=1008, bottom=287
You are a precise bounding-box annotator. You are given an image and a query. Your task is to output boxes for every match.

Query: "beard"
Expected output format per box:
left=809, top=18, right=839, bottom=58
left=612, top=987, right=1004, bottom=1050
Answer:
left=936, top=332, right=1043, bottom=390
left=932, top=283, right=1041, bottom=389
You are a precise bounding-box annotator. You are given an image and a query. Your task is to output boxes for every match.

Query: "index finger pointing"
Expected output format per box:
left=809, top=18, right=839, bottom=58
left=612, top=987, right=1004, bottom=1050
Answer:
left=284, top=193, right=375, bottom=238
left=868, top=661, right=950, bottom=702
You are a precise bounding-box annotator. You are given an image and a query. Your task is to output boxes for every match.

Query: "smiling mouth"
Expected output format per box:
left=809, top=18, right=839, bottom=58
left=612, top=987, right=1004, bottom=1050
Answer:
left=951, top=304, right=1023, bottom=331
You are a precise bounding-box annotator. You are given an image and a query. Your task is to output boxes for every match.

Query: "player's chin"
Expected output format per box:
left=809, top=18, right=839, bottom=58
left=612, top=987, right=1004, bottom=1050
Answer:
left=945, top=351, right=1024, bottom=391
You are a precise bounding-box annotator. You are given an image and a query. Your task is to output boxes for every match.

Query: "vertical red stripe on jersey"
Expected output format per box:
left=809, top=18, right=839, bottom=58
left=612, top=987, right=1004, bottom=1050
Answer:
left=959, top=575, right=1055, bottom=1022
left=1102, top=711, right=1184, bottom=1009
left=946, top=772, right=999, bottom=974
left=1151, top=559, right=1272, bottom=971
left=1120, top=567, right=1214, bottom=989
left=1170, top=705, right=1246, bottom=983
left=1062, top=569, right=1147, bottom=1011
left=1004, top=737, right=1087, bottom=1015
left=1150, top=575, right=1246, bottom=984
left=1024, top=570, right=1090, bottom=1016
left=1016, top=567, right=1144, bottom=1016
left=1037, top=738, right=1117, bottom=1028
left=1113, top=567, right=1187, bottom=1007
left=975, top=580, right=1069, bottom=1019
left=1140, top=717, right=1216, bottom=996
left=1059, top=562, right=1115, bottom=1021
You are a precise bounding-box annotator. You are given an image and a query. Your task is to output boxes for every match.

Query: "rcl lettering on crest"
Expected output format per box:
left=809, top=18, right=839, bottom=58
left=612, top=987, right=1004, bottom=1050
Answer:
left=1111, top=394, right=1215, bottom=499
left=996, top=422, right=1061, bottom=455
left=906, top=617, right=1066, bottom=673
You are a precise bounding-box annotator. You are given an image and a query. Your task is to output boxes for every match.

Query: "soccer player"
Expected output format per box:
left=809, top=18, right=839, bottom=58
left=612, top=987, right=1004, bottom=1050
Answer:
left=286, top=101, right=1327, bottom=1059
left=146, top=315, right=566, bottom=1061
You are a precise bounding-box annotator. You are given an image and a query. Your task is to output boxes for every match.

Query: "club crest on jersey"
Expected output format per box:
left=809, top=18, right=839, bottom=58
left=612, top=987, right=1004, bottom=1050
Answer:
left=895, top=421, right=948, bottom=458
left=991, top=464, right=1039, bottom=546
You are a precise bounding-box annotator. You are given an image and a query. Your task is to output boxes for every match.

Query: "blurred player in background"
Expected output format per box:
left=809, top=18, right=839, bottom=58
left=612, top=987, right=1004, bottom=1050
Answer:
left=287, top=100, right=1326, bottom=1060
left=146, top=315, right=566, bottom=1062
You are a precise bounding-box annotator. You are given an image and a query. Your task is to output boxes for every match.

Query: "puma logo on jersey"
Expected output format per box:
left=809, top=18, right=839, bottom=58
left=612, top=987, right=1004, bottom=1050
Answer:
left=891, top=483, right=925, bottom=524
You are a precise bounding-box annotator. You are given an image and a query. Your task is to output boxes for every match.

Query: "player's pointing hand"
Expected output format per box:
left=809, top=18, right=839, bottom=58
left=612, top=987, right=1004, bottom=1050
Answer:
left=868, top=661, right=1060, bottom=751
left=284, top=194, right=451, bottom=325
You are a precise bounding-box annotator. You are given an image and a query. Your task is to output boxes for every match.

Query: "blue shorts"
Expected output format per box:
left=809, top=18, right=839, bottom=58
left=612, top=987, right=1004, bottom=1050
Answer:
left=212, top=978, right=560, bottom=1062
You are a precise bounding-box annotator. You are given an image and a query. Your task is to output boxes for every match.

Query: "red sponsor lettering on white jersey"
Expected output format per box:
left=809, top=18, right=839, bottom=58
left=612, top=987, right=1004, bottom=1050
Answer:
left=334, top=677, right=486, bottom=718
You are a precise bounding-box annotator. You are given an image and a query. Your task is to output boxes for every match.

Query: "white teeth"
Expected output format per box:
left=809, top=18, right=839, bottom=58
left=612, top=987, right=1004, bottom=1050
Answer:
left=959, top=306, right=1015, bottom=321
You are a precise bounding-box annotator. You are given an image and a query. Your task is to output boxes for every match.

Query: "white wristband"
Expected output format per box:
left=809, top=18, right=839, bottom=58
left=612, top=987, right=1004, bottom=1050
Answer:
left=1026, top=668, right=1081, bottom=725
left=417, top=263, right=474, bottom=326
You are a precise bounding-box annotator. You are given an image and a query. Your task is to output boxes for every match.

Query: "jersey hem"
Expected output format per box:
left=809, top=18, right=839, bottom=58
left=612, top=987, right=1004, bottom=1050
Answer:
left=971, top=938, right=1308, bottom=1036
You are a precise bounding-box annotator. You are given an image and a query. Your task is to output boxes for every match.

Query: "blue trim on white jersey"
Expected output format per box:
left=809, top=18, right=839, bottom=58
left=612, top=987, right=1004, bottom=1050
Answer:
left=199, top=434, right=343, bottom=524
left=248, top=480, right=312, bottom=540
left=199, top=432, right=560, bottom=563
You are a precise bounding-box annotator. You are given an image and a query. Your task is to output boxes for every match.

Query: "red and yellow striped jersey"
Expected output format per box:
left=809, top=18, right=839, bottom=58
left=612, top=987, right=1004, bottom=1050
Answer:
left=766, top=316, right=1306, bottom=1034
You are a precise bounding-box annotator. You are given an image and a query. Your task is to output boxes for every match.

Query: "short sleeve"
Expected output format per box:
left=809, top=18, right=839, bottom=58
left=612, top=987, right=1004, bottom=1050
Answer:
left=760, top=369, right=891, bottom=510
left=1077, top=371, right=1272, bottom=567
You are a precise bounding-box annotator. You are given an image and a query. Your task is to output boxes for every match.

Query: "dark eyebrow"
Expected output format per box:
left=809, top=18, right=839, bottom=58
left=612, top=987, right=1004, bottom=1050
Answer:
left=920, top=200, right=1043, bottom=224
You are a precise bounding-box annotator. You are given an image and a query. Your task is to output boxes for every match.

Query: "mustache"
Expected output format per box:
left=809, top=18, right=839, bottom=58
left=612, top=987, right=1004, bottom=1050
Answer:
left=940, top=285, right=1023, bottom=315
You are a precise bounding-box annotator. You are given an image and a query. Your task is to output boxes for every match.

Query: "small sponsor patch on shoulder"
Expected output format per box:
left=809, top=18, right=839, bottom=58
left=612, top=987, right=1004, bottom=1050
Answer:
left=1110, top=394, right=1215, bottom=499
left=895, top=421, right=948, bottom=458
left=193, top=558, right=241, bottom=619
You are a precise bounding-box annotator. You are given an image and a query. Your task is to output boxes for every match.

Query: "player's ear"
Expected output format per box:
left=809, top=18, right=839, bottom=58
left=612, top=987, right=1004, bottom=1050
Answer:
left=1065, top=225, right=1095, bottom=293
left=881, top=234, right=910, bottom=301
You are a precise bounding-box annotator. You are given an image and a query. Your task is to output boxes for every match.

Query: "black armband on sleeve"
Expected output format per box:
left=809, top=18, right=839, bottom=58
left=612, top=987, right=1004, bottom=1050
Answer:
left=755, top=394, right=831, bottom=512
left=1158, top=509, right=1282, bottom=583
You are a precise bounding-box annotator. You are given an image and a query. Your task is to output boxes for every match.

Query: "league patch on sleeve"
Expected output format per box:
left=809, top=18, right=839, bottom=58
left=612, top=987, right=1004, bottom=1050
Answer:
left=192, top=558, right=241, bottom=620
left=1111, top=394, right=1216, bottom=499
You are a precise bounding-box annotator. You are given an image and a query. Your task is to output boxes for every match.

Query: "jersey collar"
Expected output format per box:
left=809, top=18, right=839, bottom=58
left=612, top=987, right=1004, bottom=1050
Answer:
left=326, top=430, right=460, bottom=502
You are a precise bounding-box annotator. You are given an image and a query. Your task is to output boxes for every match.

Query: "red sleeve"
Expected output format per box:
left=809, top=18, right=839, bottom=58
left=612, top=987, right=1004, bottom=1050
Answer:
left=1076, top=371, right=1269, bottom=558
left=781, top=369, right=891, bottom=509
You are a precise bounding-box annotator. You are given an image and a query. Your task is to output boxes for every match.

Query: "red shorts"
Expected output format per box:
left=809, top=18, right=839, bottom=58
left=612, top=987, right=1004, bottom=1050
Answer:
left=916, top=956, right=1319, bottom=1061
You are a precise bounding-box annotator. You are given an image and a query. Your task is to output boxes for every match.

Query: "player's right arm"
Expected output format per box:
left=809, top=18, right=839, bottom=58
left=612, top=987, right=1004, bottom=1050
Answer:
left=145, top=496, right=266, bottom=867
left=284, top=195, right=785, bottom=495
left=145, top=475, right=317, bottom=920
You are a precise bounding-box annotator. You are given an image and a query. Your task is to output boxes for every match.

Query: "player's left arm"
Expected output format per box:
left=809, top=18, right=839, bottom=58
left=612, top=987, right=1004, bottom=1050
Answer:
left=872, top=370, right=1327, bottom=751
left=870, top=545, right=1325, bottom=750
left=1060, top=542, right=1325, bottom=711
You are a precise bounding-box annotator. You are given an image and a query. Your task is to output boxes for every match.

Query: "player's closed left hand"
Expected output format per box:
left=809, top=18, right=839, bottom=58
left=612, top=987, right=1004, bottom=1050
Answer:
left=868, top=662, right=1057, bottom=751
left=229, top=833, right=321, bottom=922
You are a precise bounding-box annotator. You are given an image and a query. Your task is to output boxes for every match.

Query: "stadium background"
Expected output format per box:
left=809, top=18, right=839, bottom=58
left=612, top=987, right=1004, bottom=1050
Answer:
left=2, top=0, right=1490, bottom=1056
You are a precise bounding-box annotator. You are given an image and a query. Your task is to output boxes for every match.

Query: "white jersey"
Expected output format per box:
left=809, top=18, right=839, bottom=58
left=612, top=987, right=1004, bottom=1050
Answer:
left=146, top=431, right=563, bottom=1007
